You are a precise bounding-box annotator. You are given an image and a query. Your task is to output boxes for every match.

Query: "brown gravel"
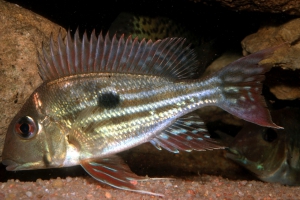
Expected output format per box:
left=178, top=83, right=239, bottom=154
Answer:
left=1, top=174, right=300, bottom=199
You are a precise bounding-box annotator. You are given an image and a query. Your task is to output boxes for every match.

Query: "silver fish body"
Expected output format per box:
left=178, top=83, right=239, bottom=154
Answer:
left=2, top=30, right=281, bottom=195
left=223, top=108, right=300, bottom=186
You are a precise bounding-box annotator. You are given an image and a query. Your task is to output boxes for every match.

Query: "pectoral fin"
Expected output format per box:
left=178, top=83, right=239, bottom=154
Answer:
left=150, top=113, right=223, bottom=153
left=80, top=155, right=163, bottom=196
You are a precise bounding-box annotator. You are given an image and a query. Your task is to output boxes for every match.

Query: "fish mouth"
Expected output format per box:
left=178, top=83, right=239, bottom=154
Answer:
left=2, top=160, right=19, bottom=171
left=225, top=148, right=249, bottom=166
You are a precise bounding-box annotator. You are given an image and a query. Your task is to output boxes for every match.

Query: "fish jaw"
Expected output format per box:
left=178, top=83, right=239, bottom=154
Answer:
left=2, top=160, right=19, bottom=171
left=2, top=159, right=49, bottom=171
left=226, top=148, right=292, bottom=185
left=225, top=148, right=268, bottom=174
left=225, top=148, right=250, bottom=167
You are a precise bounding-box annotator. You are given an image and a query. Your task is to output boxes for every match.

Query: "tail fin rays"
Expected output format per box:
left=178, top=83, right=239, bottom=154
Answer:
left=215, top=45, right=284, bottom=129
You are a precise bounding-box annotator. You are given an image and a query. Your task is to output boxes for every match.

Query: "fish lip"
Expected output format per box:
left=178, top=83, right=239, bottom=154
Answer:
left=225, top=148, right=250, bottom=166
left=2, top=160, right=19, bottom=171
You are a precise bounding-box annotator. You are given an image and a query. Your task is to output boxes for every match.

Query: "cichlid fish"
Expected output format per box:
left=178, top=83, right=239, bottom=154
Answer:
left=2, top=30, right=280, bottom=195
left=109, top=13, right=200, bottom=43
left=109, top=12, right=221, bottom=72
left=221, top=107, right=300, bottom=186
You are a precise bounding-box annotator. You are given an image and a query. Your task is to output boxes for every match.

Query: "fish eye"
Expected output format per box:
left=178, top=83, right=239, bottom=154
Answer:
left=262, top=128, right=277, bottom=142
left=14, top=116, right=37, bottom=139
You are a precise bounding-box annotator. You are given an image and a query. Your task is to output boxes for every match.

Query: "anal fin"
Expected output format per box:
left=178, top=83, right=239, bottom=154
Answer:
left=80, top=155, right=163, bottom=196
left=150, top=113, right=223, bottom=153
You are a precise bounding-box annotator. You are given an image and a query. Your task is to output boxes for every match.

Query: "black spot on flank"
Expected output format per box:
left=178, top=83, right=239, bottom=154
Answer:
left=98, top=92, right=120, bottom=108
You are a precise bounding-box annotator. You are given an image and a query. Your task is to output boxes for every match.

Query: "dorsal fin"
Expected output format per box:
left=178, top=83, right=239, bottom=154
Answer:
left=38, top=29, right=200, bottom=81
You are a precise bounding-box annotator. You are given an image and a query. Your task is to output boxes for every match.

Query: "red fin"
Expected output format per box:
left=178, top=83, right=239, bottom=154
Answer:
left=150, top=113, right=223, bottom=153
left=80, top=155, right=163, bottom=196
left=38, top=29, right=199, bottom=81
left=214, top=45, right=284, bottom=129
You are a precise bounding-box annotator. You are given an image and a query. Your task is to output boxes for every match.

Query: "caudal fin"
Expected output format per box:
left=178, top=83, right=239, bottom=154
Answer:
left=214, top=45, right=284, bottom=129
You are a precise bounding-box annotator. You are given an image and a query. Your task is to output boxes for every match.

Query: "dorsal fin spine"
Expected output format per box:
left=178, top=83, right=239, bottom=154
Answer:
left=119, top=35, right=126, bottom=70
left=145, top=40, right=161, bottom=75
left=127, top=37, right=139, bottom=73
left=94, top=32, right=103, bottom=72
left=102, top=33, right=111, bottom=71
left=106, top=32, right=115, bottom=71
left=81, top=32, right=89, bottom=73
left=38, top=29, right=199, bottom=81
left=57, top=33, right=68, bottom=76
left=113, top=34, right=125, bottom=71
left=119, top=35, right=131, bottom=72
left=108, top=34, right=118, bottom=71
left=142, top=40, right=155, bottom=75
left=66, top=30, right=75, bottom=75
left=132, top=38, right=146, bottom=73
left=109, top=34, right=118, bottom=71
left=42, top=43, right=56, bottom=80
left=88, top=30, right=97, bottom=73
left=50, top=37, right=61, bottom=77
left=137, top=38, right=149, bottom=71
left=74, top=30, right=81, bottom=74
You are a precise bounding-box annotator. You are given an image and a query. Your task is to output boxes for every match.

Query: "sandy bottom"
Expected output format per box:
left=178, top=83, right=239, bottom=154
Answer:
left=1, top=144, right=299, bottom=199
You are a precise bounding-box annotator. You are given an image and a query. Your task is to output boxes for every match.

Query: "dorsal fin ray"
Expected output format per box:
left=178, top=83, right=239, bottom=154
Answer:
left=38, top=29, right=199, bottom=81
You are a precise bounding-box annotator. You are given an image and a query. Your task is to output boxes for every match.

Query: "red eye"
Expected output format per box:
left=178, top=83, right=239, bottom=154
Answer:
left=14, top=116, right=37, bottom=139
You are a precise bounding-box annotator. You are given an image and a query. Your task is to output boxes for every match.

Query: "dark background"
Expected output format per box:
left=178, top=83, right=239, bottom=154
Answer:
left=5, top=0, right=280, bottom=44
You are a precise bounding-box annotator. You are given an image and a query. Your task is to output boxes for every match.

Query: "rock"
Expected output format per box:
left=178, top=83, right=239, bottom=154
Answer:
left=0, top=0, right=66, bottom=160
left=241, top=18, right=300, bottom=70
left=241, top=18, right=300, bottom=100
left=192, top=0, right=300, bottom=16
left=25, top=191, right=33, bottom=197
left=52, top=178, right=64, bottom=188
left=202, top=51, right=241, bottom=76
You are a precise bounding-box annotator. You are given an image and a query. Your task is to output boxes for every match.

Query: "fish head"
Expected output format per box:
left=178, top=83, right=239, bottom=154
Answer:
left=224, top=122, right=286, bottom=177
left=2, top=90, right=67, bottom=171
